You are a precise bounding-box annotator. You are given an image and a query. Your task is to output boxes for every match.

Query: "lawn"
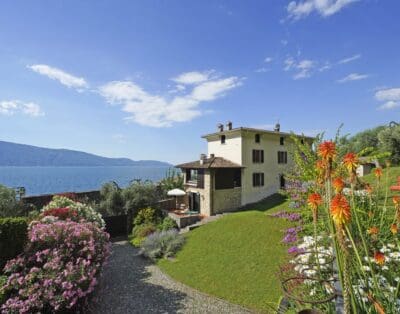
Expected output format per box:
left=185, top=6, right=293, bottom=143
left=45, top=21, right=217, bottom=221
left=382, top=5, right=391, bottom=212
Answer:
left=363, top=165, right=400, bottom=204
left=158, top=194, right=293, bottom=313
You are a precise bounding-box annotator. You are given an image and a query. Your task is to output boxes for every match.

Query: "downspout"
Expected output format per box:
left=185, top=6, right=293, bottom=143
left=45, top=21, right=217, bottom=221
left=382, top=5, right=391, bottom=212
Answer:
left=209, top=169, right=214, bottom=216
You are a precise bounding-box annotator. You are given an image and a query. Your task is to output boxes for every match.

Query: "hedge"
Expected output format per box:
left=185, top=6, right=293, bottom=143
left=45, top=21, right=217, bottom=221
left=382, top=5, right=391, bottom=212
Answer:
left=0, top=217, right=28, bottom=270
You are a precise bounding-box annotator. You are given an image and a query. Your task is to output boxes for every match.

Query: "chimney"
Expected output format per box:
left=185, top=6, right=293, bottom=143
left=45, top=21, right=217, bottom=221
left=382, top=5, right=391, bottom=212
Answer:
left=217, top=123, right=224, bottom=132
left=226, top=121, right=233, bottom=130
left=200, top=153, right=207, bottom=165
left=274, top=123, right=281, bottom=132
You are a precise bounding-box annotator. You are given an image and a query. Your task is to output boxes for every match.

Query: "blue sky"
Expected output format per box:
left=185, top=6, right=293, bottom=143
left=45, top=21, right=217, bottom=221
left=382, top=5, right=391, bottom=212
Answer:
left=1, top=0, right=399, bottom=164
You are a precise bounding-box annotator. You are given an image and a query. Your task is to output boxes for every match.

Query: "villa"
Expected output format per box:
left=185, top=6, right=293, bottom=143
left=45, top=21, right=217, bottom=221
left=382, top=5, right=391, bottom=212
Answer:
left=176, top=122, right=313, bottom=216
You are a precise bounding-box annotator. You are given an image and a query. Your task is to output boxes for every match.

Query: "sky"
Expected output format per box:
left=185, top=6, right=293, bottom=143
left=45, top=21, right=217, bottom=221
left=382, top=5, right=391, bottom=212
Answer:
left=0, top=0, right=399, bottom=164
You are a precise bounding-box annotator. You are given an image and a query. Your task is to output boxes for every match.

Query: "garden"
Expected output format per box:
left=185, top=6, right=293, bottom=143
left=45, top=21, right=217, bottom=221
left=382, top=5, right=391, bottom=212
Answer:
left=0, top=169, right=185, bottom=313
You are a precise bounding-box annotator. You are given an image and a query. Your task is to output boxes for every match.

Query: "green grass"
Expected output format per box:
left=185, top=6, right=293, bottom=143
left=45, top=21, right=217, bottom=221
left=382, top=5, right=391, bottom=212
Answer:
left=158, top=194, right=293, bottom=313
left=363, top=166, right=400, bottom=204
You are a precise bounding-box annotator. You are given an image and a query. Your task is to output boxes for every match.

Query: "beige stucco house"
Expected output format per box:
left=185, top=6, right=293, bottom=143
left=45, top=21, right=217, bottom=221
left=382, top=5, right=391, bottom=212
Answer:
left=176, top=123, right=313, bottom=216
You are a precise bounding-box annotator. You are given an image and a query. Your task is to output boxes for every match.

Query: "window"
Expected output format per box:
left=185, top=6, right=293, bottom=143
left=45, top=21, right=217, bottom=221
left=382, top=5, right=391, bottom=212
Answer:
left=278, top=151, right=288, bottom=164
left=221, top=135, right=226, bottom=144
left=280, top=137, right=285, bottom=145
left=186, top=169, right=204, bottom=188
left=253, top=173, right=264, bottom=187
left=255, top=133, right=260, bottom=143
left=252, top=149, right=264, bottom=163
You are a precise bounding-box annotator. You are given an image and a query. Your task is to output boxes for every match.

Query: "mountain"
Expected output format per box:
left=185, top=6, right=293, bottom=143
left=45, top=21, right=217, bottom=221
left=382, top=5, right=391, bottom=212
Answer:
left=0, top=141, right=172, bottom=167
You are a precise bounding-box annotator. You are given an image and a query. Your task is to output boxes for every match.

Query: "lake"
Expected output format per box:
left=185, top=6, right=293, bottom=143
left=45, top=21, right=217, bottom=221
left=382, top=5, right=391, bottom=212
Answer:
left=0, top=166, right=172, bottom=196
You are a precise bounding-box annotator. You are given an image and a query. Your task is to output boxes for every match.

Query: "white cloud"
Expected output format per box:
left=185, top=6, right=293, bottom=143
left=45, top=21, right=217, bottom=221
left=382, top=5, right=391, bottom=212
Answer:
left=28, top=64, right=88, bottom=90
left=171, top=71, right=214, bottom=85
left=378, top=101, right=400, bottom=110
left=375, top=87, right=400, bottom=110
left=99, top=72, right=242, bottom=127
left=255, top=67, right=270, bottom=73
left=112, top=134, right=127, bottom=144
left=284, top=57, right=315, bottom=79
left=264, top=57, right=273, bottom=63
left=375, top=88, right=400, bottom=101
left=319, top=63, right=332, bottom=72
left=287, top=0, right=358, bottom=20
left=337, top=73, right=369, bottom=83
left=337, top=54, right=361, bottom=64
left=0, top=100, right=44, bottom=117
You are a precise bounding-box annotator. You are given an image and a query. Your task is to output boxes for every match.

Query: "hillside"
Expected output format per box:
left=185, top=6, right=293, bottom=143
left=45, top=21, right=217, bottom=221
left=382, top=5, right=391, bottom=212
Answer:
left=0, top=141, right=171, bottom=167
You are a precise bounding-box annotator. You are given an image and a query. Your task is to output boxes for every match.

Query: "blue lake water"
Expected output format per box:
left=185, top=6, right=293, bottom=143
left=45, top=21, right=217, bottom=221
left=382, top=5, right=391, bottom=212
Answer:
left=0, top=166, right=172, bottom=196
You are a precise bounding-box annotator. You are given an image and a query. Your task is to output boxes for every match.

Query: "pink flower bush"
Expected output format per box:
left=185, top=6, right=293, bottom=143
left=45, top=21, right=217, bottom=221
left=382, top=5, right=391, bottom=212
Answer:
left=1, top=220, right=110, bottom=313
left=41, top=195, right=105, bottom=228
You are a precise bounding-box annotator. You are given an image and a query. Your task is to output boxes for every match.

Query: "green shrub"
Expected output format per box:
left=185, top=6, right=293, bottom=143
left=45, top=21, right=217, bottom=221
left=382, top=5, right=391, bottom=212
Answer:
left=159, top=216, right=178, bottom=231
left=140, top=229, right=185, bottom=260
left=130, top=223, right=157, bottom=247
left=133, top=207, right=161, bottom=226
left=0, top=185, right=23, bottom=218
left=0, top=217, right=28, bottom=269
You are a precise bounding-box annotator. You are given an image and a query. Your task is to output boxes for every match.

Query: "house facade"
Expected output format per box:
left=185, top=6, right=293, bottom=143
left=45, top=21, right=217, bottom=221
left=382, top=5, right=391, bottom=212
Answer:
left=176, top=123, right=313, bottom=216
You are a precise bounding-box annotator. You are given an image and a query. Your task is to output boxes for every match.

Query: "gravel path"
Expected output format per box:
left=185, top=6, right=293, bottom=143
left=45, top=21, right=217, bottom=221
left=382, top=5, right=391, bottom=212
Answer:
left=88, top=241, right=253, bottom=314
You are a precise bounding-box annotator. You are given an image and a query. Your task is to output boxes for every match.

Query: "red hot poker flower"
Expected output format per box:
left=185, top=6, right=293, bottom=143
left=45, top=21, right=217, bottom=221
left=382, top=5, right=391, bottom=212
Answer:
left=330, top=194, right=351, bottom=227
left=374, top=251, right=385, bottom=266
left=343, top=152, right=359, bottom=174
left=390, top=223, right=398, bottom=235
left=307, top=193, right=322, bottom=210
left=332, top=177, right=345, bottom=194
left=374, top=167, right=383, bottom=179
left=318, top=141, right=336, bottom=162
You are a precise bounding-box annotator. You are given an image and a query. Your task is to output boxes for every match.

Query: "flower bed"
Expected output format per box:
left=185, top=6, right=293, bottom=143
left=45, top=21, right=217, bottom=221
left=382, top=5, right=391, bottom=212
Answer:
left=0, top=196, right=110, bottom=313
left=279, top=138, right=400, bottom=313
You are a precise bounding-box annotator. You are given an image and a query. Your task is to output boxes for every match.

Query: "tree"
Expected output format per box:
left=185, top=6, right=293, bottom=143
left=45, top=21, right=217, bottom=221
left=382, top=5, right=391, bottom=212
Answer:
left=378, top=124, right=400, bottom=164
left=0, top=185, right=21, bottom=218
left=159, top=168, right=184, bottom=196
left=122, top=180, right=161, bottom=215
left=98, top=182, right=125, bottom=216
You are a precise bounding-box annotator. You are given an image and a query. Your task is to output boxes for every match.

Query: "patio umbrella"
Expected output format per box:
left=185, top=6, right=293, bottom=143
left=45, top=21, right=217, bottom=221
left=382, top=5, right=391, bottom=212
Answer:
left=167, top=188, right=186, bottom=208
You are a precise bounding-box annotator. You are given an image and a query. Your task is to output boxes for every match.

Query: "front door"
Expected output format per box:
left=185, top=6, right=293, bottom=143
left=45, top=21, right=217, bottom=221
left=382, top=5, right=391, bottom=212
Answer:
left=189, top=192, right=200, bottom=212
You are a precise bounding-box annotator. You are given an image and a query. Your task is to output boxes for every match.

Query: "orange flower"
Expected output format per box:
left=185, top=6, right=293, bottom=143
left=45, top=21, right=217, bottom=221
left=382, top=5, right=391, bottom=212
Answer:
left=391, top=223, right=398, bottom=235
left=374, top=251, right=385, bottom=265
left=332, top=177, right=345, bottom=194
left=330, top=194, right=351, bottom=226
left=374, top=167, right=383, bottom=179
left=393, top=196, right=400, bottom=208
left=343, top=152, right=359, bottom=174
left=307, top=193, right=322, bottom=210
left=318, top=141, right=336, bottom=161
left=367, top=226, right=379, bottom=235
left=365, top=184, right=373, bottom=195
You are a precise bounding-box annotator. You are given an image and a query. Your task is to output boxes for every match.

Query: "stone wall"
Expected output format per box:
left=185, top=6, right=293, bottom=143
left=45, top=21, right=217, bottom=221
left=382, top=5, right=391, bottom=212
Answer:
left=212, top=187, right=242, bottom=215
